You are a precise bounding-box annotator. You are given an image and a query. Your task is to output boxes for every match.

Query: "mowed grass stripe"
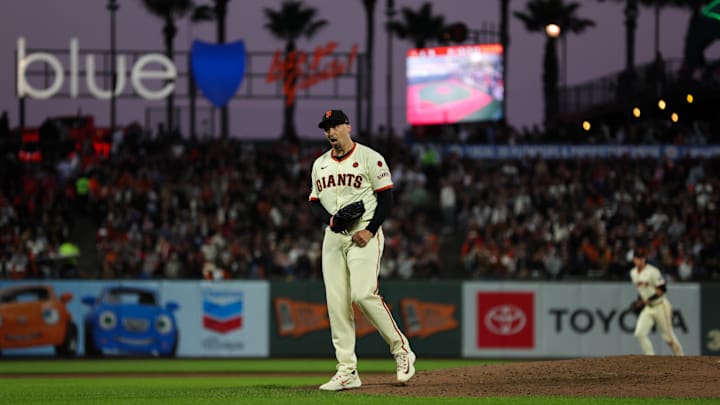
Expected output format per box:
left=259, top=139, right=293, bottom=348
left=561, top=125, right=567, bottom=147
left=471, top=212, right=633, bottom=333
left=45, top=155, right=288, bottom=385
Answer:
left=0, top=358, right=495, bottom=374
left=0, top=377, right=318, bottom=404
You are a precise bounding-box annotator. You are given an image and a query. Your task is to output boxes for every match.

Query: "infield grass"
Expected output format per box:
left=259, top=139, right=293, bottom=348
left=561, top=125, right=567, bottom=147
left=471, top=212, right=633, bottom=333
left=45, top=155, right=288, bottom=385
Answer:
left=0, top=359, right=715, bottom=404
left=0, top=358, right=493, bottom=374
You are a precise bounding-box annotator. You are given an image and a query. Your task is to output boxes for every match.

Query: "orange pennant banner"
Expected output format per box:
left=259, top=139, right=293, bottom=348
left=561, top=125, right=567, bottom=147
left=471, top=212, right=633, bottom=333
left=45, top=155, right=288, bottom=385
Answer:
left=273, top=297, right=330, bottom=338
left=401, top=298, right=458, bottom=339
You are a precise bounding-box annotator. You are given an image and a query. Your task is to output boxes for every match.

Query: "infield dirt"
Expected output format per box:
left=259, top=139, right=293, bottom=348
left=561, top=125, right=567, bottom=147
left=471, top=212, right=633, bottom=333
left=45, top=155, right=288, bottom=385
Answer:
left=346, top=355, right=720, bottom=398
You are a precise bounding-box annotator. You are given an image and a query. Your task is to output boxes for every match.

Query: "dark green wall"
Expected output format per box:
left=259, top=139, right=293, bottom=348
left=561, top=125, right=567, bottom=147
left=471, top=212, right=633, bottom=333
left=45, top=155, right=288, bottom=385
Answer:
left=701, top=284, right=720, bottom=356
left=269, top=281, right=462, bottom=358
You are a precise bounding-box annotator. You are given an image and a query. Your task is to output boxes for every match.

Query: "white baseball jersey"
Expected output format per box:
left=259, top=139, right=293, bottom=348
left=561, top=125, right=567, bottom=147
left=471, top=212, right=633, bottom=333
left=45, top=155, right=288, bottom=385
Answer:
left=629, top=262, right=684, bottom=356
left=309, top=141, right=413, bottom=372
left=630, top=263, right=665, bottom=304
left=308, top=142, right=393, bottom=222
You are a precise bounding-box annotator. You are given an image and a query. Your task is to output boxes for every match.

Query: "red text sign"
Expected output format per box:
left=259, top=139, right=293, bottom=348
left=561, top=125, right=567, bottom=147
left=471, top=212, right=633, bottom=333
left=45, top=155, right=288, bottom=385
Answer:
left=266, top=42, right=359, bottom=106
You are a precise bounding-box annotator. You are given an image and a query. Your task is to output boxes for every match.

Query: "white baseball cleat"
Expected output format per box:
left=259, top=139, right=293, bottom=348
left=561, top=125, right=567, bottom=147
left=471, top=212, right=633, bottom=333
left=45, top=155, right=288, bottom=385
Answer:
left=319, top=369, right=362, bottom=391
left=395, top=351, right=416, bottom=383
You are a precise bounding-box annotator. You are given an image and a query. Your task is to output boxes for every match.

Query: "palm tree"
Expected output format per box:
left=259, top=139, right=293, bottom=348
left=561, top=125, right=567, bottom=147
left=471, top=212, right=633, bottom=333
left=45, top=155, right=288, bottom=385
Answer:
left=211, top=1, right=230, bottom=138
left=596, top=0, right=640, bottom=75
left=263, top=1, right=328, bottom=142
left=682, top=0, right=716, bottom=75
left=187, top=4, right=214, bottom=139
left=501, top=0, right=511, bottom=123
left=386, top=2, right=446, bottom=49
left=210, top=0, right=230, bottom=43
left=141, top=0, right=195, bottom=136
left=643, top=1, right=690, bottom=56
left=514, top=0, right=595, bottom=127
left=361, top=0, right=377, bottom=134
left=597, top=0, right=702, bottom=74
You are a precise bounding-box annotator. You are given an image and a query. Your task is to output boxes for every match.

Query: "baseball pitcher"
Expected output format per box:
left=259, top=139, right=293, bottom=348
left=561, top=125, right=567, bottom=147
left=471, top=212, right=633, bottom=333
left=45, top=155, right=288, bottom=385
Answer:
left=309, top=109, right=415, bottom=391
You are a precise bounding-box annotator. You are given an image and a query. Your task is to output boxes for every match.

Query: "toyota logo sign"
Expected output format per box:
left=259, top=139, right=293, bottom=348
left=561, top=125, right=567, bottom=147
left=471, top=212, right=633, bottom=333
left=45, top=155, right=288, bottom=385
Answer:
left=484, top=304, right=527, bottom=336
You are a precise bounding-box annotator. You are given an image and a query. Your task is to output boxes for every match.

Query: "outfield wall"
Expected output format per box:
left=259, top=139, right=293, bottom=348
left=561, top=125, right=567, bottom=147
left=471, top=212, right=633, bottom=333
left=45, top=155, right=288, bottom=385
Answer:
left=0, top=280, right=707, bottom=358
left=701, top=283, right=720, bottom=356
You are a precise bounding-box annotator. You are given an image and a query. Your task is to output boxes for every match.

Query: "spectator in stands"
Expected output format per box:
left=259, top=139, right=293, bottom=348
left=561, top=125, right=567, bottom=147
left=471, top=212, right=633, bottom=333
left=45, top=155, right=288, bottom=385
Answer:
left=542, top=244, right=564, bottom=279
left=2, top=111, right=720, bottom=282
left=439, top=178, right=457, bottom=233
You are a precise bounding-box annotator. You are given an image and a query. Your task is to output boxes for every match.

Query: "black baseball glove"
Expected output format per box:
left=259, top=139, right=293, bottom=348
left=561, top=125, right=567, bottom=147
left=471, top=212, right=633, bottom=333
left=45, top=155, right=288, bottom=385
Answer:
left=330, top=201, right=365, bottom=233
left=629, top=298, right=646, bottom=315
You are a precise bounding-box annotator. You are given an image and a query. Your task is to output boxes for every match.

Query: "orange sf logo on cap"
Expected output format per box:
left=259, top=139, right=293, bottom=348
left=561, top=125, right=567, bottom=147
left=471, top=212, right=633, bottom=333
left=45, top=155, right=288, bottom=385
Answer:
left=325, top=110, right=332, bottom=118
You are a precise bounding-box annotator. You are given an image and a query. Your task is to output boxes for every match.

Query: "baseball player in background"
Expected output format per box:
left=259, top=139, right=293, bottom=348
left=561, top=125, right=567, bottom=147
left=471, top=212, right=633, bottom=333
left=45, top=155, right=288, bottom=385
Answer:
left=629, top=247, right=684, bottom=356
left=309, top=109, right=415, bottom=391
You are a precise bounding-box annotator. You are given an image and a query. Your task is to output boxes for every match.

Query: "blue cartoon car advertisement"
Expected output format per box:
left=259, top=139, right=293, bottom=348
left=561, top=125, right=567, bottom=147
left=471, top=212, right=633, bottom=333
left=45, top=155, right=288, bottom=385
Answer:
left=82, top=286, right=180, bottom=356
left=0, top=281, right=269, bottom=357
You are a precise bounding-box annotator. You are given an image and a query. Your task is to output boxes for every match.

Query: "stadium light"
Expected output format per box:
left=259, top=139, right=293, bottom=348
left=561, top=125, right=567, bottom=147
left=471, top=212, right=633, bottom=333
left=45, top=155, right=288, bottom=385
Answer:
left=545, top=23, right=561, bottom=38
left=658, top=99, right=666, bottom=110
left=686, top=94, right=694, bottom=104
left=632, top=107, right=641, bottom=118
left=671, top=113, right=679, bottom=123
left=582, top=120, right=591, bottom=131
left=386, top=0, right=396, bottom=135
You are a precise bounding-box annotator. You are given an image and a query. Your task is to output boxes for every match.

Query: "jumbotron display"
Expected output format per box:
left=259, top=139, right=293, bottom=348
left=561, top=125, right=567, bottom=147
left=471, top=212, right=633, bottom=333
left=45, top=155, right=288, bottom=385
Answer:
left=406, top=44, right=504, bottom=125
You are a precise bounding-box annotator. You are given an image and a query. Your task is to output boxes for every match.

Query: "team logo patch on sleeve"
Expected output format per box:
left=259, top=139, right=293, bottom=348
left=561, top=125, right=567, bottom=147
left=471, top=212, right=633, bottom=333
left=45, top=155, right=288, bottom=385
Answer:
left=353, top=162, right=359, bottom=167
left=377, top=161, right=383, bottom=167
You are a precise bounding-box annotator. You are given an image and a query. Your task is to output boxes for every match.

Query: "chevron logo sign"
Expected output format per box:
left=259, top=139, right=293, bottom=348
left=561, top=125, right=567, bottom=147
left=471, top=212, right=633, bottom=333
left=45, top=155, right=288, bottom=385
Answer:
left=202, top=290, right=244, bottom=334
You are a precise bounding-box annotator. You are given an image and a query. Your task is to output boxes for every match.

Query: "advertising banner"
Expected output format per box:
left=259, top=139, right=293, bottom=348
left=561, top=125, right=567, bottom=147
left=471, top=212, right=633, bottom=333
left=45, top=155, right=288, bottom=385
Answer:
left=3, top=279, right=704, bottom=359
left=426, top=144, right=720, bottom=160
left=170, top=281, right=269, bottom=357
left=462, top=282, right=700, bottom=358
left=270, top=281, right=462, bottom=358
left=0, top=280, right=269, bottom=357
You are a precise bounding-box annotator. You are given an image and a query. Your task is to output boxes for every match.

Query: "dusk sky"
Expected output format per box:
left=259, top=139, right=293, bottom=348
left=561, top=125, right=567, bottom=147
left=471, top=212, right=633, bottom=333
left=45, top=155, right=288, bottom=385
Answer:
left=3, top=0, right=719, bottom=139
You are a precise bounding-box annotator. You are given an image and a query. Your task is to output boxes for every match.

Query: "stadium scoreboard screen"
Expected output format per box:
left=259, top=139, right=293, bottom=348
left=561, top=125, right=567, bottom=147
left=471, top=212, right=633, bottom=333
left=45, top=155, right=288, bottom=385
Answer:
left=406, top=44, right=504, bottom=126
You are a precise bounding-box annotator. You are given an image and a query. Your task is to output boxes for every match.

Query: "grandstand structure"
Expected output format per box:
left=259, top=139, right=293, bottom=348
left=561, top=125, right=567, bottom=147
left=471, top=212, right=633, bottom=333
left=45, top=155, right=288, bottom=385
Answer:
left=4, top=3, right=720, bottom=283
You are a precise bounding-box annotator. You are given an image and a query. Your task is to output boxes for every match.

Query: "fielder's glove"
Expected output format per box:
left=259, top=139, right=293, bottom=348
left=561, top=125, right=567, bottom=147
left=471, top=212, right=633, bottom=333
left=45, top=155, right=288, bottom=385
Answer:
left=330, top=201, right=365, bottom=233
left=629, top=298, right=646, bottom=315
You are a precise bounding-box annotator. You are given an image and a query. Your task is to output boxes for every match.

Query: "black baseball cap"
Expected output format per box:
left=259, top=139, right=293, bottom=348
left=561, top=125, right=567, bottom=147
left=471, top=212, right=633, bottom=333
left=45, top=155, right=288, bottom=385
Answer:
left=318, top=109, right=350, bottom=129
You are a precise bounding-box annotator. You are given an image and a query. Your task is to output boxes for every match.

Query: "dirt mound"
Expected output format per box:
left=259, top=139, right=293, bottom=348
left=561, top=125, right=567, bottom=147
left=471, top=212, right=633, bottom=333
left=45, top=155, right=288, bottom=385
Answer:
left=351, top=355, right=720, bottom=398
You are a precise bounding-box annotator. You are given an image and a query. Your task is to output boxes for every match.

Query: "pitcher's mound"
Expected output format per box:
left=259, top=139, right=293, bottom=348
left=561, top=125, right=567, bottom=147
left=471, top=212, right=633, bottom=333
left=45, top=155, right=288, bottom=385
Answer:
left=351, top=355, right=720, bottom=398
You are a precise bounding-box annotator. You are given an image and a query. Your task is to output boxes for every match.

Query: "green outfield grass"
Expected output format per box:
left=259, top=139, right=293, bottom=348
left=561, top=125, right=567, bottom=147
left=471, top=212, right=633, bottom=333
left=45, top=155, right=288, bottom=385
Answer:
left=0, top=359, right=716, bottom=405
left=0, top=358, right=493, bottom=374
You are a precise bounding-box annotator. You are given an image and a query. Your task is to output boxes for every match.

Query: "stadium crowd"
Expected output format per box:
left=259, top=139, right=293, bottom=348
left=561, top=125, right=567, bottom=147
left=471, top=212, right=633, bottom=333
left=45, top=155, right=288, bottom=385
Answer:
left=1, top=116, right=719, bottom=283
